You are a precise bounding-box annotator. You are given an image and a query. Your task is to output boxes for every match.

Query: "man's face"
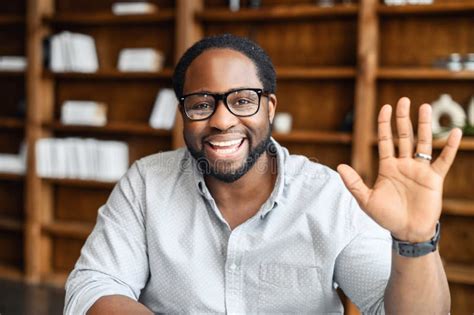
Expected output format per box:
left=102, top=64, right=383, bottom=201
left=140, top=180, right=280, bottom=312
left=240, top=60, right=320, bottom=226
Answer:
left=181, top=48, right=276, bottom=183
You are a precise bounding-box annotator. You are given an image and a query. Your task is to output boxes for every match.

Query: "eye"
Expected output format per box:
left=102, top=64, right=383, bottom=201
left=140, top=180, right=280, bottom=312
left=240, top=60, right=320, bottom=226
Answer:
left=191, top=102, right=211, bottom=110
left=236, top=98, right=251, bottom=105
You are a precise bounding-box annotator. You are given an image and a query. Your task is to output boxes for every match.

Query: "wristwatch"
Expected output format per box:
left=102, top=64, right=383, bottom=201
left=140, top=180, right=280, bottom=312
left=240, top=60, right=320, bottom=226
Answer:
left=392, top=222, right=441, bottom=257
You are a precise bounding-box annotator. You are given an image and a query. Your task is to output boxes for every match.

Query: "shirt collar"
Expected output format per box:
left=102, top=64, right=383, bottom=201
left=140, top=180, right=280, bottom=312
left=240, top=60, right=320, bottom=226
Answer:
left=186, top=137, right=287, bottom=219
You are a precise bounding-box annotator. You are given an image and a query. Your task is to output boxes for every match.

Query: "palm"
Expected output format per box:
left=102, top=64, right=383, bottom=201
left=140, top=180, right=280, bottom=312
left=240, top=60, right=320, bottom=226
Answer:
left=338, top=98, right=462, bottom=242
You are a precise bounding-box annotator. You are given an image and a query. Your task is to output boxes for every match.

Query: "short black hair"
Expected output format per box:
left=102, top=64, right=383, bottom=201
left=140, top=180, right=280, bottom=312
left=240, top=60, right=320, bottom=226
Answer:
left=172, top=34, right=276, bottom=99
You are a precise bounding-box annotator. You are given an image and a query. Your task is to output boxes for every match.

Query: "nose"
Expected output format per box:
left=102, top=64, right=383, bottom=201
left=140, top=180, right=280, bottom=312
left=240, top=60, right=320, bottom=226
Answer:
left=208, top=99, right=239, bottom=131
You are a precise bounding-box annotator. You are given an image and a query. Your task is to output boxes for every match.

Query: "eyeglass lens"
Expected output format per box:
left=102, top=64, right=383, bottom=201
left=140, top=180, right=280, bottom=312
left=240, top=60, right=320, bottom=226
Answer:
left=184, top=89, right=260, bottom=120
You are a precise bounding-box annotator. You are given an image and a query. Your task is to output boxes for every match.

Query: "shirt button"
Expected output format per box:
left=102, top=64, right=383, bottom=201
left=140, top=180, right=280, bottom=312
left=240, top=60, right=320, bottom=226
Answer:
left=230, top=263, right=238, bottom=271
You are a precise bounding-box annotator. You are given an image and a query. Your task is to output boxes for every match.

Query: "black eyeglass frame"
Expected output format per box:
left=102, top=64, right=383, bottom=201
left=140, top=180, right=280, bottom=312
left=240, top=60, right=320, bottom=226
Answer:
left=179, top=88, right=269, bottom=121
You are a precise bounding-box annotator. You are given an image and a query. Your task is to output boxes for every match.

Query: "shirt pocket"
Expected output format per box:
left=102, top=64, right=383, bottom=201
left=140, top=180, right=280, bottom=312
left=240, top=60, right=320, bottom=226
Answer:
left=258, top=263, right=323, bottom=314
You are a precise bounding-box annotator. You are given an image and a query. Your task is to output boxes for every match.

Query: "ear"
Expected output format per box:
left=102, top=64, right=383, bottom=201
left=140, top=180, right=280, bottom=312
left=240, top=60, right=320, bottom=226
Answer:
left=267, top=93, right=277, bottom=124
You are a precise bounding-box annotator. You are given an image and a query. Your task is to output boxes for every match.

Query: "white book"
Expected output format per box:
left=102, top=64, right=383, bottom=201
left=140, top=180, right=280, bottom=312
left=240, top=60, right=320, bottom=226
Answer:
left=61, top=100, right=107, bottom=126
left=97, top=141, right=128, bottom=181
left=0, top=154, right=25, bottom=174
left=55, top=139, right=67, bottom=178
left=70, top=33, right=99, bottom=73
left=149, top=88, right=178, bottom=130
left=117, top=48, right=164, bottom=72
left=51, top=34, right=66, bottom=72
left=0, top=56, right=27, bottom=71
left=112, top=2, right=158, bottom=15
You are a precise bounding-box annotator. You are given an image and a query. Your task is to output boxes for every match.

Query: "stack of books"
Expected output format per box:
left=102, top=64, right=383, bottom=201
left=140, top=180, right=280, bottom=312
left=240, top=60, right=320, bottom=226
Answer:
left=61, top=100, right=107, bottom=126
left=36, top=138, right=128, bottom=182
left=112, top=2, right=158, bottom=15
left=117, top=48, right=164, bottom=72
left=149, top=88, right=178, bottom=130
left=50, top=31, right=99, bottom=73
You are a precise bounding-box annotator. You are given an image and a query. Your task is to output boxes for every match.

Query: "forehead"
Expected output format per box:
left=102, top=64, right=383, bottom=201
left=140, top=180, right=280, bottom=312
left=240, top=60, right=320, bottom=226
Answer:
left=183, top=48, right=262, bottom=94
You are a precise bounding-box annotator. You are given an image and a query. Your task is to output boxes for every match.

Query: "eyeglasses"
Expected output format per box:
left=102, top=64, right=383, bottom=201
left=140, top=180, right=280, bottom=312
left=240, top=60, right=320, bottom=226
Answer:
left=180, top=88, right=269, bottom=121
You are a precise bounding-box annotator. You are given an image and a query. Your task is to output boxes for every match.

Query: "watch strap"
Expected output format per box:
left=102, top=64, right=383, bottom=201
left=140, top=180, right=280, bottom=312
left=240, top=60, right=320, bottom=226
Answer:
left=392, top=221, right=441, bottom=257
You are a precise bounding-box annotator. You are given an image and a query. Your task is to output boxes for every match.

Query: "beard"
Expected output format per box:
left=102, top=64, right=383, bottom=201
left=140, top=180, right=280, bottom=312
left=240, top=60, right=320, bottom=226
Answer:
left=186, top=125, right=273, bottom=183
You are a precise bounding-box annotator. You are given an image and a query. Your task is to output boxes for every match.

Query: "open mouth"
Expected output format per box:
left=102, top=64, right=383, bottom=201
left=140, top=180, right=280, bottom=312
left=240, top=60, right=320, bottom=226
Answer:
left=205, top=138, right=246, bottom=159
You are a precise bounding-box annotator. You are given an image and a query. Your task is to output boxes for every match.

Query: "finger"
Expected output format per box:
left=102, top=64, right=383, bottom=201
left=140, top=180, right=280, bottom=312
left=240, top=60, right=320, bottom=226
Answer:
left=337, top=164, right=371, bottom=210
left=378, top=104, right=395, bottom=160
left=415, top=103, right=433, bottom=163
left=396, top=97, right=415, bottom=158
left=431, top=128, right=463, bottom=177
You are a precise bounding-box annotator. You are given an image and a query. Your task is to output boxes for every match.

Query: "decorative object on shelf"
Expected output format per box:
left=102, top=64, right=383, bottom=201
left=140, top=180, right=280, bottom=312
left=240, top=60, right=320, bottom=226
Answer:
left=317, top=0, right=335, bottom=7
left=248, top=0, right=262, bottom=8
left=50, top=31, right=99, bottom=73
left=273, top=112, right=293, bottom=134
left=446, top=53, right=463, bottom=72
left=463, top=53, right=474, bottom=71
left=149, top=88, right=178, bottom=130
left=464, top=96, right=474, bottom=136
left=117, top=48, right=164, bottom=72
left=0, top=143, right=27, bottom=175
left=111, top=2, right=158, bottom=15
left=383, top=0, right=433, bottom=5
left=229, top=0, right=240, bottom=12
left=36, top=138, right=129, bottom=182
left=61, top=100, right=107, bottom=126
left=340, top=109, right=354, bottom=132
left=0, top=56, right=27, bottom=71
left=431, top=94, right=466, bottom=138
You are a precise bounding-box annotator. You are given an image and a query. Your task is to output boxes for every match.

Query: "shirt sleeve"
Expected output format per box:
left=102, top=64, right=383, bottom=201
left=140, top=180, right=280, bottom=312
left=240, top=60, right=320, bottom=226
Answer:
left=64, top=162, right=149, bottom=315
left=333, top=197, right=392, bottom=314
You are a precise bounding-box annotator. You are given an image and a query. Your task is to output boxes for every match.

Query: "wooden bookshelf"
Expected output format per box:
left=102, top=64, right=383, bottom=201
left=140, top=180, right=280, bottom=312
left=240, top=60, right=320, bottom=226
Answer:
left=378, top=68, right=474, bottom=80
left=378, top=2, right=474, bottom=15
left=0, top=15, right=24, bottom=25
left=47, top=121, right=173, bottom=137
left=443, top=198, right=474, bottom=216
left=276, top=67, right=356, bottom=79
left=0, top=0, right=472, bottom=313
left=45, top=68, right=174, bottom=80
left=273, top=130, right=352, bottom=144
left=196, top=4, right=359, bottom=22
left=44, top=10, right=175, bottom=25
left=445, top=263, right=474, bottom=285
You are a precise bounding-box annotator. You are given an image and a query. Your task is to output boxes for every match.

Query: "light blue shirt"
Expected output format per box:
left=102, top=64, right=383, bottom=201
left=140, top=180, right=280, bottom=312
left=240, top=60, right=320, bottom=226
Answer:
left=65, top=140, right=391, bottom=314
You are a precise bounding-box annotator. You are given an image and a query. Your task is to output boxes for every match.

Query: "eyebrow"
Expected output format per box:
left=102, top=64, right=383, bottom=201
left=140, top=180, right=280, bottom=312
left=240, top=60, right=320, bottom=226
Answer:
left=184, top=87, right=258, bottom=95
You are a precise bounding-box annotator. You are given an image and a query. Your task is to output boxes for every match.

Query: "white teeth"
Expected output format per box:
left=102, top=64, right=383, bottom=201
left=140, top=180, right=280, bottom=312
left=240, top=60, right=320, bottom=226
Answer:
left=209, top=139, right=242, bottom=147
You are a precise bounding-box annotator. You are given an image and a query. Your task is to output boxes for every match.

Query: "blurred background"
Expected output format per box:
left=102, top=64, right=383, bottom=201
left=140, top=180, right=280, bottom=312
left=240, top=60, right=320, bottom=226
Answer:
left=0, top=0, right=473, bottom=314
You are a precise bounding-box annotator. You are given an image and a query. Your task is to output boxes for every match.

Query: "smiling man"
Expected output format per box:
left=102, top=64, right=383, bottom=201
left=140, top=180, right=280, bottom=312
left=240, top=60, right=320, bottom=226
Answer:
left=65, top=34, right=460, bottom=314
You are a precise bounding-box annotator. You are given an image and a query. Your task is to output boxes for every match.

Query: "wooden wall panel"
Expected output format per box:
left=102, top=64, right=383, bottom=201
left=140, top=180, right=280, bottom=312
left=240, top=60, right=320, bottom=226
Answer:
left=0, top=181, right=24, bottom=220
left=0, top=230, right=24, bottom=267
left=204, top=19, right=357, bottom=67
left=449, top=283, right=474, bottom=315
left=277, top=80, right=355, bottom=131
left=0, top=78, right=26, bottom=118
left=440, top=216, right=474, bottom=265
left=52, top=237, right=84, bottom=272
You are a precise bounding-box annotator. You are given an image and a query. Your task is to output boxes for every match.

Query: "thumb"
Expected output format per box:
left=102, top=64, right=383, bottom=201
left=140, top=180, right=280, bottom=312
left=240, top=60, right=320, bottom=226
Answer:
left=337, top=164, right=371, bottom=210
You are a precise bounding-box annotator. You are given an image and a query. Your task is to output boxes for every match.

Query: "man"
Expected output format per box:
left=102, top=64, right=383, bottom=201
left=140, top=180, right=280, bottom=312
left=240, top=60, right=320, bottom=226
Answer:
left=65, top=34, right=461, bottom=314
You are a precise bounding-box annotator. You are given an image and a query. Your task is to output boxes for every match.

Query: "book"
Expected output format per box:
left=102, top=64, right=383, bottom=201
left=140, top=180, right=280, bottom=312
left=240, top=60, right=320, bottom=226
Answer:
left=50, top=31, right=99, bottom=73
left=149, top=88, right=178, bottom=130
left=117, top=48, right=164, bottom=72
left=0, top=56, right=27, bottom=71
left=112, top=2, right=158, bottom=15
left=61, top=100, right=107, bottom=126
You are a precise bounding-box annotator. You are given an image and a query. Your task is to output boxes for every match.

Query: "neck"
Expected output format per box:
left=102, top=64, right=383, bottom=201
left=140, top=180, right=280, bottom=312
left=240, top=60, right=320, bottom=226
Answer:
left=205, top=152, right=277, bottom=229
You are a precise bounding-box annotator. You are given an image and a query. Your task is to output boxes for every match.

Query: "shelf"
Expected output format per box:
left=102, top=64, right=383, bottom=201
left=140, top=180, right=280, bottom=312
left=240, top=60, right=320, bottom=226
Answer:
left=42, top=272, right=68, bottom=288
left=47, top=121, right=173, bottom=137
left=42, top=220, right=94, bottom=239
left=378, top=68, right=474, bottom=80
left=273, top=130, right=352, bottom=144
left=0, top=172, right=24, bottom=182
left=443, top=198, right=474, bottom=216
left=0, top=263, right=23, bottom=281
left=0, top=15, right=25, bottom=25
left=378, top=2, right=474, bottom=16
left=0, top=117, right=25, bottom=130
left=43, top=10, right=175, bottom=25
left=45, top=68, right=173, bottom=80
left=445, top=263, right=474, bottom=285
left=0, top=217, right=23, bottom=232
left=42, top=177, right=116, bottom=189
left=276, top=67, right=356, bottom=79
left=0, top=70, right=25, bottom=77
left=371, top=136, right=474, bottom=151
left=196, top=4, right=359, bottom=22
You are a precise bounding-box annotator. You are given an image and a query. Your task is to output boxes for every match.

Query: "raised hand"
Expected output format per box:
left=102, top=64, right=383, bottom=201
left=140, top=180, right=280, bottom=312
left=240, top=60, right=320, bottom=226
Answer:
left=337, top=97, right=462, bottom=242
